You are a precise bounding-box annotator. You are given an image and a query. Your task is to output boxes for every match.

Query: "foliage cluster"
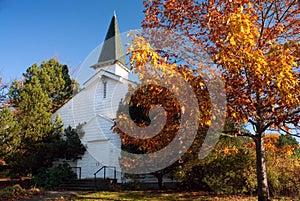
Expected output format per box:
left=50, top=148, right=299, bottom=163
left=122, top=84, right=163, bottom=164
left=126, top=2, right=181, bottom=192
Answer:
left=0, top=58, right=85, bottom=181
left=0, top=184, right=25, bottom=200
left=33, top=163, right=77, bottom=188
left=176, top=134, right=300, bottom=197
left=6, top=124, right=86, bottom=178
left=0, top=184, right=40, bottom=201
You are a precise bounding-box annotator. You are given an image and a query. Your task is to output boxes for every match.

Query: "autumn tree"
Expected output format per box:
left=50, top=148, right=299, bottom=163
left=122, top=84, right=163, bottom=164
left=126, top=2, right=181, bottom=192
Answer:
left=114, top=32, right=216, bottom=187
left=115, top=84, right=182, bottom=188
left=139, top=0, right=299, bottom=200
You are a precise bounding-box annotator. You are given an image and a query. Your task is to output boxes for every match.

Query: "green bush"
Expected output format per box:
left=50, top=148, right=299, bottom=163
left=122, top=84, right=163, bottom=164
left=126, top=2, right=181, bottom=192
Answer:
left=177, top=148, right=257, bottom=194
left=267, top=156, right=300, bottom=197
left=203, top=149, right=257, bottom=195
left=177, top=136, right=257, bottom=194
left=33, top=163, right=76, bottom=188
left=178, top=135, right=300, bottom=197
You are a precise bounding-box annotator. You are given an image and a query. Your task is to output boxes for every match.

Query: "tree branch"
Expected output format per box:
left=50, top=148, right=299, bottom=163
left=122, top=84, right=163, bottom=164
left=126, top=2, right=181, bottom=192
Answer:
left=278, top=127, right=300, bottom=138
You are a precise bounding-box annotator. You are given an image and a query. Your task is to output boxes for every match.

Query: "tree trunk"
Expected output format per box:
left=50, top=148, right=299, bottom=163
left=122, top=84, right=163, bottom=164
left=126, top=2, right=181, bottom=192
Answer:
left=255, top=134, right=270, bottom=201
left=153, top=172, right=164, bottom=189
left=157, top=174, right=163, bottom=189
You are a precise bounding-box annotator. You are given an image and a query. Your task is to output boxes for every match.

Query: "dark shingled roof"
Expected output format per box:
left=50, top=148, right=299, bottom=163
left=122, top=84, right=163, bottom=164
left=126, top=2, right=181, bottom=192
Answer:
left=96, top=13, right=127, bottom=67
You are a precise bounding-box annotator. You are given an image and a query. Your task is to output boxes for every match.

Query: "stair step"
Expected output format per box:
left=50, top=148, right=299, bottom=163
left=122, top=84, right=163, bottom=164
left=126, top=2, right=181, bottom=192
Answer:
left=58, top=179, right=118, bottom=191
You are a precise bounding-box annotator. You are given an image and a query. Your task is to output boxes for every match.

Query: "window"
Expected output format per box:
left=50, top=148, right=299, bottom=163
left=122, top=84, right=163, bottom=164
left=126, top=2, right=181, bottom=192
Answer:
left=103, top=81, right=107, bottom=98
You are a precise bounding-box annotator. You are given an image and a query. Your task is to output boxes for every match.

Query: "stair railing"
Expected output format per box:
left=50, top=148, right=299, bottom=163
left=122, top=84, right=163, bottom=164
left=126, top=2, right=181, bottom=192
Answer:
left=94, top=165, right=117, bottom=181
left=71, top=167, right=82, bottom=179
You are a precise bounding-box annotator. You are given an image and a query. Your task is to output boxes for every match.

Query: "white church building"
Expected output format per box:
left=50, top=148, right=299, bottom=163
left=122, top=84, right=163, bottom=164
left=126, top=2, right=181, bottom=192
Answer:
left=54, top=14, right=133, bottom=182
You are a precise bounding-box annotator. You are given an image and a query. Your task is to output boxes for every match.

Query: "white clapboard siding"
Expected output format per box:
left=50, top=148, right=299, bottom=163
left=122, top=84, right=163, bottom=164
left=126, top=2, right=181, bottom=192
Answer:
left=53, top=100, right=75, bottom=128
left=72, top=84, right=97, bottom=126
left=76, top=152, right=98, bottom=179
left=81, top=117, right=106, bottom=142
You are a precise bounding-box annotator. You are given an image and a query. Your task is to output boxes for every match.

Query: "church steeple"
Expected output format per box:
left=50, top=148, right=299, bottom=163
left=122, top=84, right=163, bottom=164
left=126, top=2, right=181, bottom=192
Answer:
left=92, top=13, right=127, bottom=69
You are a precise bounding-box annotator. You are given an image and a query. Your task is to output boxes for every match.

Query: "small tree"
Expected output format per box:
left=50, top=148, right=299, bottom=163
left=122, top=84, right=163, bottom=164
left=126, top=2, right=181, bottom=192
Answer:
left=58, top=125, right=86, bottom=161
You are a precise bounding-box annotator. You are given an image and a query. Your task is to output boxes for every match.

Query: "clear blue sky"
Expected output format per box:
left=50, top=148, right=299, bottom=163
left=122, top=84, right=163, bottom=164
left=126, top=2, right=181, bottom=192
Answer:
left=0, top=0, right=144, bottom=82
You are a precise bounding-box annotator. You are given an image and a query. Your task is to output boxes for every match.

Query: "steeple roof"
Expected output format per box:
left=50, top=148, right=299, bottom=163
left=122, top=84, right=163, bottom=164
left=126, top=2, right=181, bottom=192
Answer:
left=93, top=13, right=127, bottom=68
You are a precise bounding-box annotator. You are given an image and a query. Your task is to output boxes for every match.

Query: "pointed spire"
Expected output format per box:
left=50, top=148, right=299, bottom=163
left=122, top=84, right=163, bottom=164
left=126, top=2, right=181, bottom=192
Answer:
left=95, top=13, right=127, bottom=68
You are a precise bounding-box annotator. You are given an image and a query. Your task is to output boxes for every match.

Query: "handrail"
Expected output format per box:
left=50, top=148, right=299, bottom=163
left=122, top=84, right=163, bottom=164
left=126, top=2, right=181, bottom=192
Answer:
left=94, top=166, right=105, bottom=177
left=71, top=166, right=82, bottom=179
left=94, top=165, right=117, bottom=181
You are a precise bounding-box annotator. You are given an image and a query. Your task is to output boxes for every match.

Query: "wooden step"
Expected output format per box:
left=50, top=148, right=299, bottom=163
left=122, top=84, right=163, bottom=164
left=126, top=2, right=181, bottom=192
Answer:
left=58, top=178, right=118, bottom=191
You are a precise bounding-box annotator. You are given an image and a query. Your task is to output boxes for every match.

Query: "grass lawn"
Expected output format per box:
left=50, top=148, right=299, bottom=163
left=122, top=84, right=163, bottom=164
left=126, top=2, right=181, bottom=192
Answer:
left=71, top=191, right=296, bottom=201
left=1, top=188, right=297, bottom=200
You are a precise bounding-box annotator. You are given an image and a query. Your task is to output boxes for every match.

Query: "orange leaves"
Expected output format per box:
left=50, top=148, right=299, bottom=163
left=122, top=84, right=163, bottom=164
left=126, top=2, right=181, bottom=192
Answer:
left=164, top=0, right=176, bottom=8
left=264, top=134, right=299, bottom=156
left=215, top=146, right=239, bottom=157
left=132, top=0, right=300, bottom=167
left=224, top=6, right=258, bottom=48
left=229, top=37, right=236, bottom=46
left=115, top=83, right=181, bottom=153
left=214, top=134, right=299, bottom=159
left=264, top=134, right=280, bottom=153
left=203, top=0, right=300, bottom=127
left=128, top=35, right=201, bottom=96
left=116, top=30, right=212, bottom=162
